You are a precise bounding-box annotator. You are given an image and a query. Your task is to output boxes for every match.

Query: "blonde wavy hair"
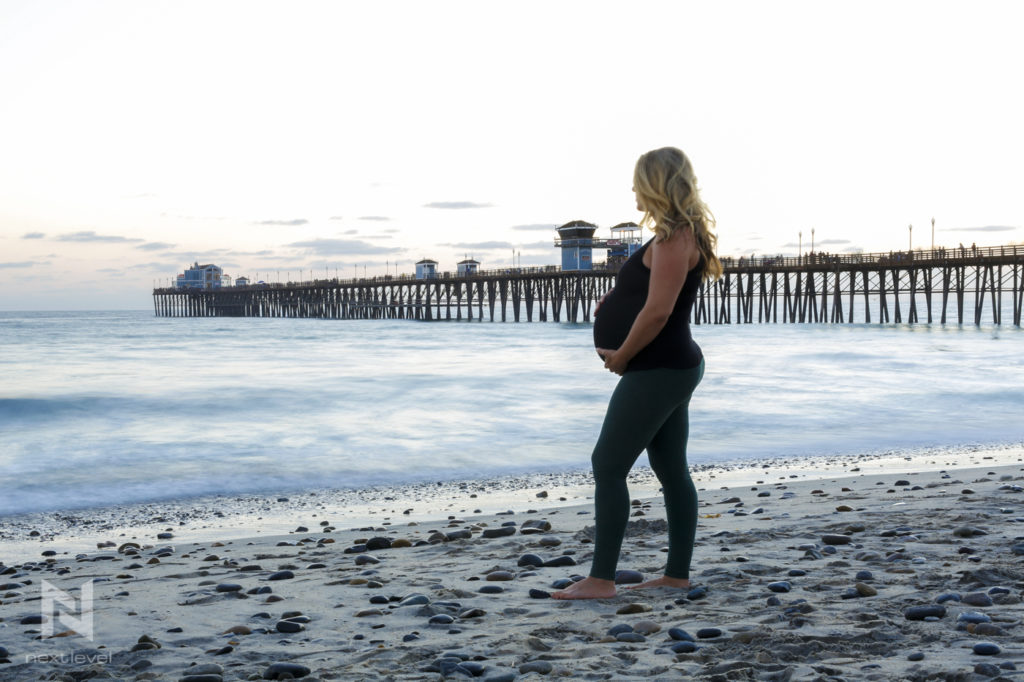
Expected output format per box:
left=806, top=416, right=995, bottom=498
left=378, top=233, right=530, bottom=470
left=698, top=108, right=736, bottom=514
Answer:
left=633, top=147, right=722, bottom=281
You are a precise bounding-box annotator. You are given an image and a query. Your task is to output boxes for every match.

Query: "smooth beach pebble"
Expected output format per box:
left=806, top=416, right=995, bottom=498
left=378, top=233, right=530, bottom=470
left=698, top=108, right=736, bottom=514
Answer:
left=959, top=612, right=992, bottom=624
left=275, top=620, right=305, bottom=633
left=904, top=605, right=946, bottom=620
left=263, top=662, right=312, bottom=679
left=519, top=661, right=553, bottom=675
left=936, top=593, right=961, bottom=604
left=355, top=555, right=380, bottom=566
left=633, top=620, right=661, bottom=635
left=485, top=571, right=514, bottom=581
left=399, top=594, right=430, bottom=606
left=616, top=603, right=651, bottom=615
left=685, top=586, right=707, bottom=600
left=365, top=537, right=392, bottom=550
left=616, top=632, right=646, bottom=643
left=607, top=624, right=633, bottom=637
left=542, top=556, right=576, bottom=568
left=855, top=582, right=877, bottom=597
left=973, top=642, right=1001, bottom=656
left=907, top=652, right=925, bottom=661
left=482, top=526, right=516, bottom=539
left=614, top=569, right=643, bottom=584
left=821, top=534, right=851, bottom=545
left=696, top=627, right=722, bottom=639
left=766, top=581, right=791, bottom=593
left=478, top=585, right=504, bottom=594
left=517, top=554, right=544, bottom=568
left=671, top=641, right=699, bottom=653
left=963, top=592, right=994, bottom=607
left=215, top=583, right=243, bottom=593
left=668, top=628, right=695, bottom=641
left=528, top=589, right=551, bottom=599
left=267, top=570, right=294, bottom=581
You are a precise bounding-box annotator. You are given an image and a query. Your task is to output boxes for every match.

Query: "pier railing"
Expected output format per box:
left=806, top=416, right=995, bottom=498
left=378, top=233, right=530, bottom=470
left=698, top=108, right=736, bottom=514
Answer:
left=154, top=243, right=1024, bottom=326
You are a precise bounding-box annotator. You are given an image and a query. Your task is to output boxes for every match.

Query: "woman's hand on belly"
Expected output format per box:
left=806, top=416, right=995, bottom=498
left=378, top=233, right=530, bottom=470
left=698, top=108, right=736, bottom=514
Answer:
left=597, top=347, right=628, bottom=376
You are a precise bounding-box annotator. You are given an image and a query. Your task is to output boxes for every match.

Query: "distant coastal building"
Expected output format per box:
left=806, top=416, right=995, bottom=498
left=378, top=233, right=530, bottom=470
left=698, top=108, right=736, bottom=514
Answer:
left=606, top=222, right=642, bottom=266
left=457, top=258, right=480, bottom=276
left=415, top=259, right=438, bottom=279
left=176, top=262, right=225, bottom=290
left=555, top=220, right=597, bottom=271
left=234, top=276, right=250, bottom=287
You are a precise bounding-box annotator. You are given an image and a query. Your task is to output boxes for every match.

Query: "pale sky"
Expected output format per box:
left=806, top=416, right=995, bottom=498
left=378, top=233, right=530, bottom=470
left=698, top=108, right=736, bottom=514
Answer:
left=1, top=0, right=1022, bottom=310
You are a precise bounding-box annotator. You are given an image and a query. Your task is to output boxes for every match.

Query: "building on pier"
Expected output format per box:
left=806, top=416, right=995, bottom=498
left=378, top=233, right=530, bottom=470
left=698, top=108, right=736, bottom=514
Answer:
left=415, top=259, right=438, bottom=279
left=457, top=258, right=480, bottom=276
left=606, top=222, right=642, bottom=266
left=176, top=262, right=225, bottom=290
left=555, top=220, right=598, bottom=271
left=234, top=276, right=250, bottom=287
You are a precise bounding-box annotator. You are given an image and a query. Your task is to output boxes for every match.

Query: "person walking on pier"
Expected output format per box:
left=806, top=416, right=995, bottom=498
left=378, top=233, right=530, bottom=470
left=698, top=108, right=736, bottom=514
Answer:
left=552, top=147, right=722, bottom=600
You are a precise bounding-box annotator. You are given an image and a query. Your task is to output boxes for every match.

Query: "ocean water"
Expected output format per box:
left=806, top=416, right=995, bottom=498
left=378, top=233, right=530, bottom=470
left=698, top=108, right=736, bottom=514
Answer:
left=1, top=310, right=1022, bottom=517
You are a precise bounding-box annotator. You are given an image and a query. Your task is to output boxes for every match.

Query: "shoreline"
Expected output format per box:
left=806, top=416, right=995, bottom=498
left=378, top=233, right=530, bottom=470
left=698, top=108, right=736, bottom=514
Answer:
left=3, top=441, right=1021, bottom=566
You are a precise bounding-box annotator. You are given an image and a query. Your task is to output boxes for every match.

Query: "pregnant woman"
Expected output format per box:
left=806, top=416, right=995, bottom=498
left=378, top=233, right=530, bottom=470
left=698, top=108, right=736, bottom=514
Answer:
left=552, top=147, right=722, bottom=600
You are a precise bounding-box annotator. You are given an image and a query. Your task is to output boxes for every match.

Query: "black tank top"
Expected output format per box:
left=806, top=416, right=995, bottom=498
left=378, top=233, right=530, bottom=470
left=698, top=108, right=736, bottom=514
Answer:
left=592, top=238, right=704, bottom=372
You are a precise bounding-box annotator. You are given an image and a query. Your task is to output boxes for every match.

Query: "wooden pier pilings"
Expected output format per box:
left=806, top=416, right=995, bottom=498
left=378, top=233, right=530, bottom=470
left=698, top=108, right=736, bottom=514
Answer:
left=153, top=244, right=1024, bottom=327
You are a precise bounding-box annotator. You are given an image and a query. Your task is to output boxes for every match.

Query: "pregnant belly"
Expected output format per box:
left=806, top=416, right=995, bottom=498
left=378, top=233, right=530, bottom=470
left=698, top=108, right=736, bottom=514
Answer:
left=593, top=293, right=643, bottom=355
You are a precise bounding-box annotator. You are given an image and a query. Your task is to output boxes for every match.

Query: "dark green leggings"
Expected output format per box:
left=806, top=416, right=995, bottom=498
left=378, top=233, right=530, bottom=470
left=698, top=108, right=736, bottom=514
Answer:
left=588, top=360, right=704, bottom=581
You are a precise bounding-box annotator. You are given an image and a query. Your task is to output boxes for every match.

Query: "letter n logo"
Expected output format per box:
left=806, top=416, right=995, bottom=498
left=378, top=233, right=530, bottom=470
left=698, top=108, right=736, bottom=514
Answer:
left=40, top=579, right=94, bottom=640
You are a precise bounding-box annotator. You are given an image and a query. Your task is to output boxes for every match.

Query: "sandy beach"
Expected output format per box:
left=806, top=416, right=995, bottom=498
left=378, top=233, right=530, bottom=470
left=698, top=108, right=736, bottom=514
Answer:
left=3, top=446, right=1024, bottom=681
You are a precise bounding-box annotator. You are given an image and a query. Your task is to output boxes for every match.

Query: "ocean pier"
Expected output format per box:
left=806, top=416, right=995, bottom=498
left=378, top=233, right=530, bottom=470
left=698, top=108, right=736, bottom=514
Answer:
left=153, top=244, right=1024, bottom=327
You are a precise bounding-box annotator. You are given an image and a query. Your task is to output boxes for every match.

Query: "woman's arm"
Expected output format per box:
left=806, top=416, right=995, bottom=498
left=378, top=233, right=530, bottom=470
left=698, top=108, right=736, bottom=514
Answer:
left=597, top=232, right=698, bottom=375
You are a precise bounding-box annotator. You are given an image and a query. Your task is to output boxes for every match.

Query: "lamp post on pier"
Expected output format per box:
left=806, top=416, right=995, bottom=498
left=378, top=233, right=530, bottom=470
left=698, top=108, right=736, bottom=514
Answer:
left=908, top=224, right=913, bottom=251
left=798, top=231, right=802, bottom=264
left=931, top=217, right=935, bottom=250
left=811, top=227, right=815, bottom=254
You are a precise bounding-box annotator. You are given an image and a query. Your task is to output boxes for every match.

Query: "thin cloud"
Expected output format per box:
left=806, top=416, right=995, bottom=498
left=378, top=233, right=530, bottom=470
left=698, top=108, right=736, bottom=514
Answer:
left=441, top=240, right=514, bottom=250
left=944, top=225, right=1017, bottom=233
left=358, top=216, right=391, bottom=222
left=257, top=219, right=309, bottom=226
left=423, top=201, right=493, bottom=209
left=161, top=213, right=227, bottom=221
left=817, top=239, right=851, bottom=245
left=329, top=216, right=344, bottom=221
left=287, top=238, right=403, bottom=256
left=136, top=242, right=176, bottom=251
left=57, top=231, right=143, bottom=243
left=21, top=232, right=45, bottom=239
left=0, top=260, right=46, bottom=269
left=343, top=229, right=358, bottom=235
left=511, top=223, right=558, bottom=231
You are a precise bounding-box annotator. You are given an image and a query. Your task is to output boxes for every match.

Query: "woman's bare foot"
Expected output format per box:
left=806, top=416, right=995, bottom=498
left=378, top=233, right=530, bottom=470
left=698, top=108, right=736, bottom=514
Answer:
left=624, top=576, right=690, bottom=590
left=551, top=576, right=616, bottom=600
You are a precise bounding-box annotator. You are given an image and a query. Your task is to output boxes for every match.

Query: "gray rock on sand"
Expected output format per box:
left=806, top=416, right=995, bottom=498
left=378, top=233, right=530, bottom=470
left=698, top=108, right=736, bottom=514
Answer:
left=263, top=662, right=312, bottom=679
left=973, top=642, right=1001, bottom=656
left=519, top=661, right=554, bottom=674
left=614, top=569, right=643, bottom=584
left=962, top=592, right=994, bottom=607
left=821, top=534, right=851, bottom=545
left=482, top=526, right=516, bottom=539
left=518, top=553, right=544, bottom=567
left=904, top=605, right=946, bottom=620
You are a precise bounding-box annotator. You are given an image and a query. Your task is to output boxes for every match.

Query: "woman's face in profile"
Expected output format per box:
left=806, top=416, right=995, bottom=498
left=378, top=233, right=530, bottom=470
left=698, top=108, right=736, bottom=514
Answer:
left=632, top=186, right=644, bottom=212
